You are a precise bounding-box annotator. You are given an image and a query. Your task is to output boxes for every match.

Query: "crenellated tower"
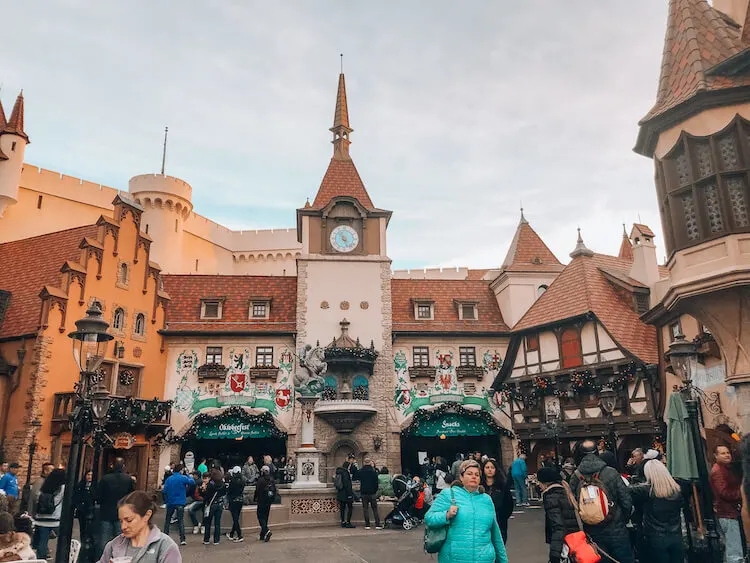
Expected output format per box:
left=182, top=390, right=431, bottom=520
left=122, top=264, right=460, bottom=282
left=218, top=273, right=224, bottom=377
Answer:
left=0, top=92, right=29, bottom=218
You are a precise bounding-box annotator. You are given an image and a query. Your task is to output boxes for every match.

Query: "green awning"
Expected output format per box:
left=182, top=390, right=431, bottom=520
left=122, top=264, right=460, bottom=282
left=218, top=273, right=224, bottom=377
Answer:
left=196, top=417, right=273, bottom=439
left=412, top=413, right=497, bottom=437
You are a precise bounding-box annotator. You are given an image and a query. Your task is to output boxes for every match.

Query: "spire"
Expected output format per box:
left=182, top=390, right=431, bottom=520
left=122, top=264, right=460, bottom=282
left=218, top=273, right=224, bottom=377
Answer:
left=618, top=223, right=634, bottom=261
left=570, top=227, right=594, bottom=258
left=501, top=213, right=563, bottom=272
left=4, top=91, right=28, bottom=142
left=0, top=99, right=6, bottom=131
left=330, top=72, right=353, bottom=160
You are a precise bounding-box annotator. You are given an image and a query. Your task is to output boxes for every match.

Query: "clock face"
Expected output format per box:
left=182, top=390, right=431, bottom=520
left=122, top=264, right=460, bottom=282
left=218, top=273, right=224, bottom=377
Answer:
left=330, top=225, right=359, bottom=253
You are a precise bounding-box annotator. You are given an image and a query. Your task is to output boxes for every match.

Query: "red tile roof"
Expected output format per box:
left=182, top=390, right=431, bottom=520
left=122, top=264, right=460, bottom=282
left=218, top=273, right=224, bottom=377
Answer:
left=4, top=92, right=28, bottom=142
left=0, top=225, right=97, bottom=338
left=501, top=218, right=564, bottom=273
left=311, top=158, right=375, bottom=210
left=618, top=232, right=634, bottom=261
left=392, top=278, right=509, bottom=333
left=161, top=275, right=297, bottom=333
left=641, top=0, right=750, bottom=123
left=513, top=253, right=658, bottom=364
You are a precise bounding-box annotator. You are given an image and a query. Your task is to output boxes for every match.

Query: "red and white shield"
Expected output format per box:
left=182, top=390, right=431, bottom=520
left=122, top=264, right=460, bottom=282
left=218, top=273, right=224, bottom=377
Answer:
left=275, top=388, right=291, bottom=408
left=229, top=372, right=246, bottom=393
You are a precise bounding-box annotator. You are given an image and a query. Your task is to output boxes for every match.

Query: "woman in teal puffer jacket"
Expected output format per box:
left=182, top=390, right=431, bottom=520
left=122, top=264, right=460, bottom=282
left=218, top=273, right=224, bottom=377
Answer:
left=425, top=459, right=508, bottom=563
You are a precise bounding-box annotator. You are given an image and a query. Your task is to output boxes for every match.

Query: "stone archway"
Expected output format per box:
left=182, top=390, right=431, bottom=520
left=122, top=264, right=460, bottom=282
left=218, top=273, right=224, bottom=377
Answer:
left=329, top=438, right=363, bottom=471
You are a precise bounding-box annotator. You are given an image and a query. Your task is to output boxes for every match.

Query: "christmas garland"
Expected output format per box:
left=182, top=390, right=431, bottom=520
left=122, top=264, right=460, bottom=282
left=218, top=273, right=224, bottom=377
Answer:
left=107, top=397, right=172, bottom=427
left=325, top=345, right=378, bottom=362
left=174, top=405, right=286, bottom=442
left=569, top=370, right=599, bottom=395
left=610, top=362, right=637, bottom=391
left=401, top=402, right=514, bottom=439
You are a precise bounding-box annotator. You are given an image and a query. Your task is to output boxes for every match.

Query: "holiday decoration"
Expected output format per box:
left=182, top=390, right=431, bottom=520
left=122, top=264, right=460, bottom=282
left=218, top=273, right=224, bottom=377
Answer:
left=352, top=384, right=369, bottom=401
left=173, top=405, right=286, bottom=442
left=569, top=370, right=598, bottom=395
left=611, top=362, right=638, bottom=391
left=401, top=402, right=514, bottom=439
left=106, top=397, right=172, bottom=428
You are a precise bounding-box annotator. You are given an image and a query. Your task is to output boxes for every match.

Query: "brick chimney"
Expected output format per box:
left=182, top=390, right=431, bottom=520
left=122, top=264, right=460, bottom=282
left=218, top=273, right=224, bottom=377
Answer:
left=628, top=224, right=660, bottom=287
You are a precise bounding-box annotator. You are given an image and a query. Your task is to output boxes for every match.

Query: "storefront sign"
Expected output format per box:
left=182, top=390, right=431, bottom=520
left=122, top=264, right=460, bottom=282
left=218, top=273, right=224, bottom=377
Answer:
left=113, top=433, right=136, bottom=450
left=195, top=418, right=273, bottom=439
left=413, top=413, right=496, bottom=437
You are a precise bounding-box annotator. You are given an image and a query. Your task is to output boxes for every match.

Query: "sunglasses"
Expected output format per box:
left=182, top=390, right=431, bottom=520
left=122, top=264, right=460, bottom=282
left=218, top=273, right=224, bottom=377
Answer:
left=461, top=461, right=481, bottom=474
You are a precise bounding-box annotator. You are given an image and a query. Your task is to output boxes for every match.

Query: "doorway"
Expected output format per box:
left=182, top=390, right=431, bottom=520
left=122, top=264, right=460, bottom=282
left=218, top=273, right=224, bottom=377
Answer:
left=180, top=437, right=287, bottom=472
left=400, top=434, right=502, bottom=476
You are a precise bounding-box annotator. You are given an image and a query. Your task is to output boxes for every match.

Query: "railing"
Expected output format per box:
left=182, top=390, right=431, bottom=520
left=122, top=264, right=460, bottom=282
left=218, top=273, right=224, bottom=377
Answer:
left=52, top=392, right=171, bottom=426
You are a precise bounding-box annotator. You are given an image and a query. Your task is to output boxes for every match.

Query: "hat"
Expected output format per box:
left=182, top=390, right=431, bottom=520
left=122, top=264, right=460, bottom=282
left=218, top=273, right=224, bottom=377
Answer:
left=537, top=467, right=562, bottom=484
left=8, top=463, right=19, bottom=469
left=644, top=449, right=660, bottom=461
left=347, top=453, right=356, bottom=460
left=231, top=466, right=241, bottom=474
left=261, top=465, right=271, bottom=474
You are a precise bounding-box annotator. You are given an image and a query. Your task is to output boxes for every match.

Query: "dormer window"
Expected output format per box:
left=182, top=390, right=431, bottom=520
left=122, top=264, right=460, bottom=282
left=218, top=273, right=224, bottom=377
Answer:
left=249, top=299, right=271, bottom=319
left=455, top=300, right=479, bottom=320
left=412, top=299, right=435, bottom=320
left=201, top=298, right=223, bottom=320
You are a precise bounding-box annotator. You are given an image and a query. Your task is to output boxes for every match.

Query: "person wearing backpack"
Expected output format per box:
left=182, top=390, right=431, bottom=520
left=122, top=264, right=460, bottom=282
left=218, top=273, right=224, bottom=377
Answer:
left=32, top=468, right=66, bottom=560
left=569, top=440, right=634, bottom=563
left=253, top=465, right=276, bottom=542
left=538, top=467, right=580, bottom=563
left=334, top=461, right=356, bottom=528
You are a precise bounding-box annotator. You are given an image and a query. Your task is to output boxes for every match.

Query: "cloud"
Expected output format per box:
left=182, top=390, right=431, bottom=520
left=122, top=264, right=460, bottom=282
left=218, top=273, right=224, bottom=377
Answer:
left=5, top=0, right=668, bottom=268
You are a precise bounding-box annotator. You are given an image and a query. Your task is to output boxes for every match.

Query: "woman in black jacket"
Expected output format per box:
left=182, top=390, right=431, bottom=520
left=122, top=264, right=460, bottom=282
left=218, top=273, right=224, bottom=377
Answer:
left=226, top=467, right=245, bottom=542
left=537, top=467, right=580, bottom=563
left=253, top=465, right=276, bottom=542
left=74, top=470, right=96, bottom=545
left=202, top=468, right=227, bottom=545
left=481, top=458, right=514, bottom=544
left=335, top=462, right=355, bottom=528
left=630, top=460, right=686, bottom=563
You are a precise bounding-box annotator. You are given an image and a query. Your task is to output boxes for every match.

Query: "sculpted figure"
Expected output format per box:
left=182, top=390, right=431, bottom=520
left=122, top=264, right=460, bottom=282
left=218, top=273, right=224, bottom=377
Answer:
left=294, top=345, right=327, bottom=396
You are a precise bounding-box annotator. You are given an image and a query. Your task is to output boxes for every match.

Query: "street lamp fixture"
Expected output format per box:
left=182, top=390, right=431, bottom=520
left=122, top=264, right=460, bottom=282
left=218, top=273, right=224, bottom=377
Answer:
left=667, top=333, right=698, bottom=384
left=56, top=304, right=113, bottom=563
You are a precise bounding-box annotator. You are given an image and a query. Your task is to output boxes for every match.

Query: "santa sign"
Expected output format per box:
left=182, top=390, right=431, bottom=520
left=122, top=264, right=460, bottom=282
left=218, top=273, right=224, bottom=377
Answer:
left=229, top=372, right=246, bottom=393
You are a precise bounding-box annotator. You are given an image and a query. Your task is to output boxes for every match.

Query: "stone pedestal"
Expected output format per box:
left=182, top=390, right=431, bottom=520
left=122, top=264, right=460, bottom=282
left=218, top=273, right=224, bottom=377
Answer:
left=292, top=394, right=325, bottom=488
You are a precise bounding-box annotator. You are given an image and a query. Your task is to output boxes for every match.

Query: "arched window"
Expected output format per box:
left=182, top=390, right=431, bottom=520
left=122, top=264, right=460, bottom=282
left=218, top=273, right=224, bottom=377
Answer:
left=560, top=328, right=583, bottom=368
left=537, top=285, right=548, bottom=297
left=113, top=308, right=125, bottom=330
left=118, top=263, right=129, bottom=285
left=322, top=376, right=337, bottom=401
left=352, top=376, right=369, bottom=400
left=134, top=313, right=145, bottom=336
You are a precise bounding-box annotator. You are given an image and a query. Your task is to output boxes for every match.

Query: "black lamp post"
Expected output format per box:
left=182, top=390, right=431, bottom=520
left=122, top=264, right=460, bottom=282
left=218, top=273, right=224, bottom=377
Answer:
left=669, top=332, right=723, bottom=562
left=599, top=386, right=618, bottom=453
left=19, top=417, right=42, bottom=513
left=56, top=304, right=113, bottom=563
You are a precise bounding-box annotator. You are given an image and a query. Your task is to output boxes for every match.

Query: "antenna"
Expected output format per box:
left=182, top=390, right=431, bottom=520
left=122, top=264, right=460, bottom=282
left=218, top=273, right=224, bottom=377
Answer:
left=161, top=126, right=168, bottom=175
left=340, top=53, right=344, bottom=74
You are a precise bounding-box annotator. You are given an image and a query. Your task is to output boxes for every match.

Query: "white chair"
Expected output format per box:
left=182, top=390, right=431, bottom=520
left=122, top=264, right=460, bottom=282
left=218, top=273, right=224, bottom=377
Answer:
left=69, top=539, right=81, bottom=563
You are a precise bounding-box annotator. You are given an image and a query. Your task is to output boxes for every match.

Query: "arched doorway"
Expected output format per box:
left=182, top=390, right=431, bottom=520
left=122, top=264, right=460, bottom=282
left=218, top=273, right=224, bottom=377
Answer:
left=529, top=439, right=572, bottom=473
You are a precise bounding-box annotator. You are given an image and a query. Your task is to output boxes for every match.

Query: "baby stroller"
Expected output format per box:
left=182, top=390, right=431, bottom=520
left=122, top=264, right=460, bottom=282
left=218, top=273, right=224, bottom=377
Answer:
left=383, top=475, right=420, bottom=530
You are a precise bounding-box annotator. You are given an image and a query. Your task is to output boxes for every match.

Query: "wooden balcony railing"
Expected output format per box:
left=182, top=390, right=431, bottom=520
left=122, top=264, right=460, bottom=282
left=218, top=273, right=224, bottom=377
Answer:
left=51, top=392, right=171, bottom=435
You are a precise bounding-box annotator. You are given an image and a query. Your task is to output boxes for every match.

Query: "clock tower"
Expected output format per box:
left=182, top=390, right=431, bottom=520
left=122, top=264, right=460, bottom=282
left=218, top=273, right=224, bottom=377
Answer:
left=294, top=72, right=398, bottom=470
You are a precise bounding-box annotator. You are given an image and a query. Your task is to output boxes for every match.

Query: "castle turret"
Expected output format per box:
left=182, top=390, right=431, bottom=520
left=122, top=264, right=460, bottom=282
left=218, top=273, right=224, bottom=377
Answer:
left=0, top=92, right=29, bottom=217
left=129, top=174, right=193, bottom=273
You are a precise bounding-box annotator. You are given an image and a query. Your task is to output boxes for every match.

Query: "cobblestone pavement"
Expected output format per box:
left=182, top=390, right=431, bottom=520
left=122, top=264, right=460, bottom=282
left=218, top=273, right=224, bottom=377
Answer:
left=173, top=504, right=546, bottom=563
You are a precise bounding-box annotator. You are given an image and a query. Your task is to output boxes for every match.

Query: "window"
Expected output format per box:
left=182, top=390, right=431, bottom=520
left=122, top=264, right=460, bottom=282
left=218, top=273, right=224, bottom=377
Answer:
left=118, top=263, right=129, bottom=285
left=526, top=333, right=539, bottom=353
left=537, top=285, right=548, bottom=297
left=145, top=223, right=149, bottom=234
left=201, top=299, right=222, bottom=319
left=251, top=302, right=268, bottom=319
left=112, top=308, right=125, bottom=330
left=11, top=142, right=16, bottom=152
left=459, top=347, right=476, bottom=367
left=417, top=304, right=433, bottom=319
left=256, top=346, right=274, bottom=367
left=560, top=328, right=583, bottom=369
left=37, top=195, right=43, bottom=209
left=461, top=304, right=477, bottom=320
left=352, top=375, right=369, bottom=400
left=206, top=346, right=223, bottom=365
left=413, top=346, right=430, bottom=367
left=134, top=313, right=145, bottom=336
left=669, top=320, right=682, bottom=341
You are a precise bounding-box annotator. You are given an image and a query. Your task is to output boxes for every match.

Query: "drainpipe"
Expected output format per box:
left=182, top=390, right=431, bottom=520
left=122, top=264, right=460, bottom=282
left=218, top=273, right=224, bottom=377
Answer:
left=1, top=345, right=26, bottom=444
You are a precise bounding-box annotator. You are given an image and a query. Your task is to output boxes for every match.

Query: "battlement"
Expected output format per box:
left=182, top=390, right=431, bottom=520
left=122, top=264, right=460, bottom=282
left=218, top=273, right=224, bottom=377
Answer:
left=392, top=267, right=470, bottom=280
left=129, top=173, right=192, bottom=202
left=20, top=164, right=120, bottom=207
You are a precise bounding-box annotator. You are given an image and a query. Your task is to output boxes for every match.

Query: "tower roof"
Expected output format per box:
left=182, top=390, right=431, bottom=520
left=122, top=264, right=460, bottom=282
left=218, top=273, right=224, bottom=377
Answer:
left=4, top=92, right=28, bottom=142
left=640, top=0, right=750, bottom=124
left=618, top=224, right=634, bottom=261
left=501, top=213, right=563, bottom=272
left=570, top=228, right=594, bottom=258
left=0, top=99, right=6, bottom=131
left=310, top=73, right=376, bottom=210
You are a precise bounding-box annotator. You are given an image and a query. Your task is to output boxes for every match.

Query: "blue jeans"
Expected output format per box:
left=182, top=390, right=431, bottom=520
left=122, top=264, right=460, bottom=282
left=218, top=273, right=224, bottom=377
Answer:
left=513, top=475, right=527, bottom=504
left=203, top=505, right=223, bottom=543
left=99, top=520, right=121, bottom=556
left=188, top=501, right=204, bottom=526
left=164, top=504, right=185, bottom=541
left=33, top=526, right=56, bottom=559
left=719, top=517, right=743, bottom=563
left=590, top=534, right=634, bottom=563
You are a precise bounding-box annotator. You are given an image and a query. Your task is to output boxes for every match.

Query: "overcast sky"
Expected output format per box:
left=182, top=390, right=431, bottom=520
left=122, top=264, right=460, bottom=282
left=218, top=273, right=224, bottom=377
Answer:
left=4, top=1, right=669, bottom=269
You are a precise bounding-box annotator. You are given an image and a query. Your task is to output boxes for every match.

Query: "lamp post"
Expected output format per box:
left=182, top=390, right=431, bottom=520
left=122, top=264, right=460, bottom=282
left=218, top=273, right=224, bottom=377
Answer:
left=56, top=304, right=112, bottom=563
left=668, top=332, right=722, bottom=562
left=542, top=414, right=565, bottom=467
left=599, top=386, right=618, bottom=453
left=19, top=417, right=42, bottom=513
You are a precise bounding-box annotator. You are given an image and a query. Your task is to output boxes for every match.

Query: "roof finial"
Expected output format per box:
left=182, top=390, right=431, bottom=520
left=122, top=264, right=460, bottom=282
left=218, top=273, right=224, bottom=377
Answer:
left=622, top=222, right=627, bottom=236
left=160, top=126, right=169, bottom=175
left=570, top=226, right=594, bottom=258
left=519, top=203, right=527, bottom=224
left=340, top=53, right=344, bottom=74
left=330, top=69, right=353, bottom=160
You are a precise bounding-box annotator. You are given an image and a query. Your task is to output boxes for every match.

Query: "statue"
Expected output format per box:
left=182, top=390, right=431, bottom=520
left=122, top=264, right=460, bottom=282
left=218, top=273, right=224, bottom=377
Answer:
left=294, top=345, right=327, bottom=396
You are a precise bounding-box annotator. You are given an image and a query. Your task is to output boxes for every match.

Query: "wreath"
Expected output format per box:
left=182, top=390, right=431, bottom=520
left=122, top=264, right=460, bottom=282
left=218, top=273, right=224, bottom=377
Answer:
left=118, top=370, right=135, bottom=387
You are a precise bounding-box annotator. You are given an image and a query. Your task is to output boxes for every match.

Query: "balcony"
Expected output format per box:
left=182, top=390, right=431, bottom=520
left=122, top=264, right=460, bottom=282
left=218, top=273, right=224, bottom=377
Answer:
left=197, top=363, right=227, bottom=383
left=249, top=365, right=279, bottom=380
left=456, top=365, right=484, bottom=380
left=314, top=399, right=377, bottom=433
left=408, top=366, right=436, bottom=380
left=52, top=392, right=172, bottom=436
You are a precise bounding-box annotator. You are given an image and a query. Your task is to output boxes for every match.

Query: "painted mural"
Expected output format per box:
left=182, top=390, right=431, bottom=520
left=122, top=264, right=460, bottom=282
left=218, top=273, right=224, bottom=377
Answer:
left=171, top=347, right=295, bottom=430
left=393, top=347, right=505, bottom=421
